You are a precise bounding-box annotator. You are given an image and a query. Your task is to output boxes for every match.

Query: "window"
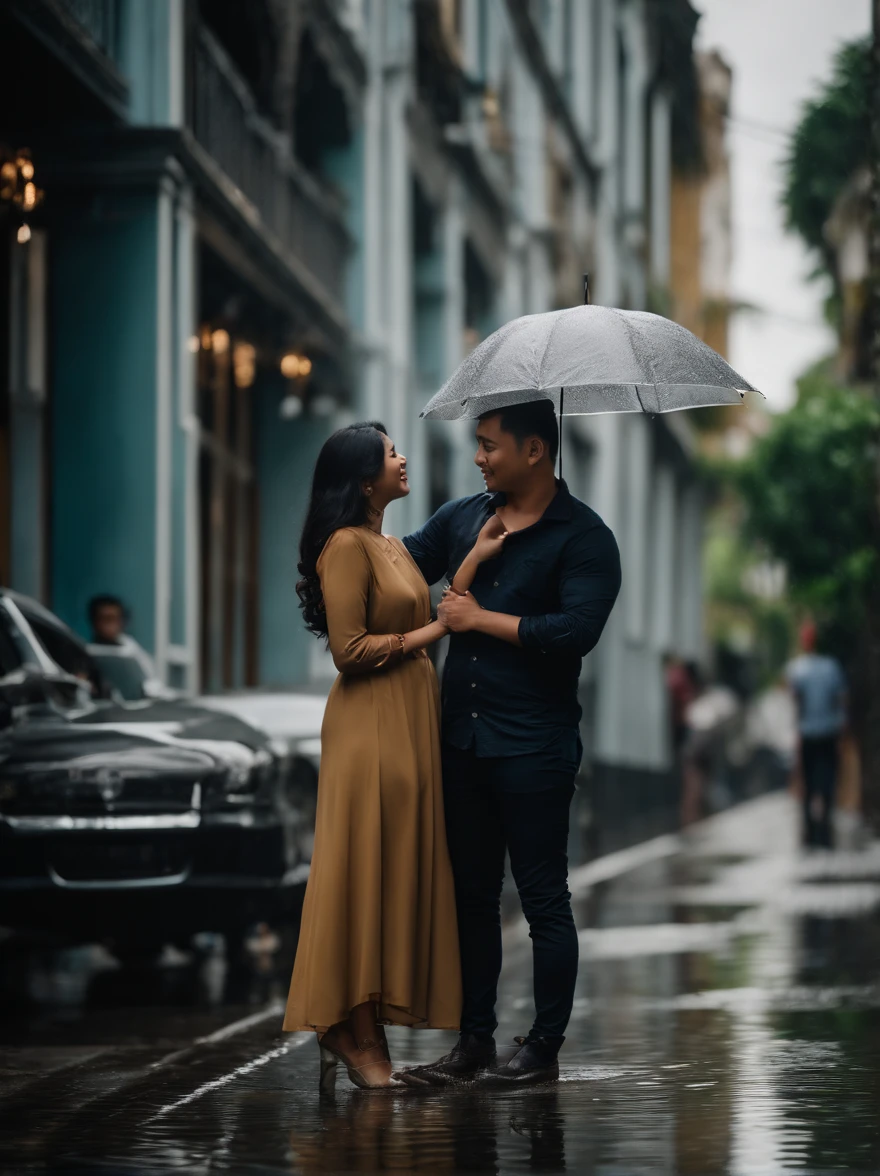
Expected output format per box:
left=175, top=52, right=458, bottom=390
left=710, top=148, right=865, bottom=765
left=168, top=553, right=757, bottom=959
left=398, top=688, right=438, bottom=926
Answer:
left=25, top=615, right=91, bottom=680
left=89, top=651, right=149, bottom=702
left=0, top=613, right=23, bottom=677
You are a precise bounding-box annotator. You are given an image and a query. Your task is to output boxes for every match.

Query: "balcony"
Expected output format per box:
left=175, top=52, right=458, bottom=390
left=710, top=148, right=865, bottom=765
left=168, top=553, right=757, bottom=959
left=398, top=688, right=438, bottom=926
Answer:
left=188, top=26, right=350, bottom=330
left=58, top=0, right=119, bottom=59
left=8, top=0, right=127, bottom=116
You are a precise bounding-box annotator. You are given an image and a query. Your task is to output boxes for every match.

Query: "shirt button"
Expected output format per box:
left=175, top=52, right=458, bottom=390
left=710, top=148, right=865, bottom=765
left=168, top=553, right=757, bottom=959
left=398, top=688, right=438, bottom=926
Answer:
left=493, top=581, right=499, bottom=588
left=471, top=682, right=476, bottom=688
left=471, top=656, right=477, bottom=662
left=471, top=712, right=478, bottom=719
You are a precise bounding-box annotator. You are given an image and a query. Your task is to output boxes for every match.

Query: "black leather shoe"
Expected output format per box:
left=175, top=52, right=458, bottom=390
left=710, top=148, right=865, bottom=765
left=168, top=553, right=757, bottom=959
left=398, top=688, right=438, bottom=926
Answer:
left=485, top=1035, right=562, bottom=1086
left=396, top=1033, right=497, bottom=1087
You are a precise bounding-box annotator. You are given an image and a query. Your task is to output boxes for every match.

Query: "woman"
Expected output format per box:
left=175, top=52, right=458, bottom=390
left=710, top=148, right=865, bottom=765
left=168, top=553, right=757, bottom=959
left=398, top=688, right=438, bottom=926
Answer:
left=283, top=421, right=461, bottom=1090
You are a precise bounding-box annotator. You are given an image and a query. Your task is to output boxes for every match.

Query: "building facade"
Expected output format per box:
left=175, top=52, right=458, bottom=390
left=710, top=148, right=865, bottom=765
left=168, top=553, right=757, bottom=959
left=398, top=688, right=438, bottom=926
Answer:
left=1, top=0, right=705, bottom=821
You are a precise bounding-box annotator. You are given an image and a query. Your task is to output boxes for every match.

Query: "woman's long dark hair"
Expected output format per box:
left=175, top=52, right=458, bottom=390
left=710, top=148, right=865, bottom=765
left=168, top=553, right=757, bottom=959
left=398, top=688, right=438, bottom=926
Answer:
left=297, top=421, right=388, bottom=637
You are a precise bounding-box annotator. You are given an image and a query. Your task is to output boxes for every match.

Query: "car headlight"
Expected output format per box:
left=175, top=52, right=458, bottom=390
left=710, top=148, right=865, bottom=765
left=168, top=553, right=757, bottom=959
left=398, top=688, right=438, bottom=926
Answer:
left=222, top=762, right=257, bottom=802
left=221, top=749, right=277, bottom=802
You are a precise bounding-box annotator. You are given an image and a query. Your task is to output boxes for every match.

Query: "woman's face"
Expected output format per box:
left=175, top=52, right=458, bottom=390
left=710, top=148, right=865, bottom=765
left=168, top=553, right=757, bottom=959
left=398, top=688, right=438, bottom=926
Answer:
left=367, top=434, right=409, bottom=507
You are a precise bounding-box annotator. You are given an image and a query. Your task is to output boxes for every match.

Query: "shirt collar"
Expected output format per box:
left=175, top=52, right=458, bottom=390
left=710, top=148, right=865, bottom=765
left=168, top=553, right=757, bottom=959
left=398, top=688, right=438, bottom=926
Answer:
left=490, top=479, right=574, bottom=523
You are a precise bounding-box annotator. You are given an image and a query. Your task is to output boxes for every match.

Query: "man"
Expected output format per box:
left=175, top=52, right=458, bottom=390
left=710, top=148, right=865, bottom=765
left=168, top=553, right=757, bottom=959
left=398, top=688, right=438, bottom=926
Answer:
left=401, top=401, right=621, bottom=1086
left=88, top=595, right=156, bottom=678
left=785, top=620, right=847, bottom=849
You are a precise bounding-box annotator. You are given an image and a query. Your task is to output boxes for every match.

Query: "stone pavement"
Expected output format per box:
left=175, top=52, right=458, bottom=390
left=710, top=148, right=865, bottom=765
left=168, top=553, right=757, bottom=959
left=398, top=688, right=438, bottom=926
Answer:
left=2, top=790, right=879, bottom=1174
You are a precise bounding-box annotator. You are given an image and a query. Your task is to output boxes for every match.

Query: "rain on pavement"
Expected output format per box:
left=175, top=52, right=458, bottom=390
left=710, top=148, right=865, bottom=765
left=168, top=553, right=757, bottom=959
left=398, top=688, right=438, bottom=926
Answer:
left=1, top=791, right=879, bottom=1175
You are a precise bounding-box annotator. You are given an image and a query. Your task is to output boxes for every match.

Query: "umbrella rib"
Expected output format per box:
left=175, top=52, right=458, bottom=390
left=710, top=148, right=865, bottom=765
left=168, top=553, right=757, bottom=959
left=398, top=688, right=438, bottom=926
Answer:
left=535, top=308, right=570, bottom=393
left=610, top=308, right=660, bottom=401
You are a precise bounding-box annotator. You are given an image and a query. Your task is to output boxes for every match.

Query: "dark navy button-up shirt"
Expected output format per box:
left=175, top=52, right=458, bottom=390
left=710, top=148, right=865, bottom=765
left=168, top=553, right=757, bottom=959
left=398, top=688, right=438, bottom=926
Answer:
left=402, top=480, right=621, bottom=768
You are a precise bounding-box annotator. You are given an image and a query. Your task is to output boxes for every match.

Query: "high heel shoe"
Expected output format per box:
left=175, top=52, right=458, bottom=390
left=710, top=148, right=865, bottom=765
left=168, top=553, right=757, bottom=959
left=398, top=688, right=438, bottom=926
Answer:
left=318, top=1040, right=339, bottom=1095
left=318, top=1019, right=399, bottom=1089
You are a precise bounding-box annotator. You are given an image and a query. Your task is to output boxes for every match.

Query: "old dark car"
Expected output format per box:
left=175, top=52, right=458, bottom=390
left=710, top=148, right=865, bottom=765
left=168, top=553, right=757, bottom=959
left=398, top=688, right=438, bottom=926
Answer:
left=0, top=590, right=318, bottom=960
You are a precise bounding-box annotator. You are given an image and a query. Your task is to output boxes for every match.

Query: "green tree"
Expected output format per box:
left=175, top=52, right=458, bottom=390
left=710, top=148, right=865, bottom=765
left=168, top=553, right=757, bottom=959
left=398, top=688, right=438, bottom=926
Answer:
left=782, top=36, right=870, bottom=298
left=738, top=372, right=879, bottom=640
left=735, top=368, right=880, bottom=809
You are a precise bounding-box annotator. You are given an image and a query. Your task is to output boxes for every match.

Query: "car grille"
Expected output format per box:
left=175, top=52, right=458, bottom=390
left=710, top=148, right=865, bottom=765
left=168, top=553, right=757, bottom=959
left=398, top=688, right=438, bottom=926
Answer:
left=2, top=774, right=199, bottom=817
left=47, top=835, right=191, bottom=883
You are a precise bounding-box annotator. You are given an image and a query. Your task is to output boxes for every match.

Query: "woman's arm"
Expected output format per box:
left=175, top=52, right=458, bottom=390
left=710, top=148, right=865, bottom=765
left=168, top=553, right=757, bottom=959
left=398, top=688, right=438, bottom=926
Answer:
left=402, top=619, right=448, bottom=655
left=449, top=514, right=508, bottom=595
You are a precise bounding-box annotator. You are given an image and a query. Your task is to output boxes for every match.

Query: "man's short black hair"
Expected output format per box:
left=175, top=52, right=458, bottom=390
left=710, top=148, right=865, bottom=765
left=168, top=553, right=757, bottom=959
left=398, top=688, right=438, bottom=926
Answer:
left=88, top=594, right=128, bottom=623
left=479, top=400, right=559, bottom=464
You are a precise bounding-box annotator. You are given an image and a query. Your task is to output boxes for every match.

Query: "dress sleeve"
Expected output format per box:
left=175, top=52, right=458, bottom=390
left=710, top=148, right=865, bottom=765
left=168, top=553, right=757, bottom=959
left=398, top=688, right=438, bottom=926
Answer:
left=318, top=530, right=407, bottom=675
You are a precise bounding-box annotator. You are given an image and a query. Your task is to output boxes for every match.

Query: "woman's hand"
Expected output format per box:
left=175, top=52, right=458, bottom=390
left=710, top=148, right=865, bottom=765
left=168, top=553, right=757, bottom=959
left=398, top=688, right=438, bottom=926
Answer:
left=470, top=514, right=509, bottom=563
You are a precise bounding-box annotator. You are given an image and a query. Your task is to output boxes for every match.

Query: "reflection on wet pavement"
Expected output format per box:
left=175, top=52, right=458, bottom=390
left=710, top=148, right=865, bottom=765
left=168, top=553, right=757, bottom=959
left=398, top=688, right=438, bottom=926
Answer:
left=1, top=792, right=879, bottom=1173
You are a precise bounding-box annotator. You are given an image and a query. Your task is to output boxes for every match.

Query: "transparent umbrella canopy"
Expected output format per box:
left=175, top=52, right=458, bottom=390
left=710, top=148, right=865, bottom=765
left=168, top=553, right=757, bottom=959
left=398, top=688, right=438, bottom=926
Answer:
left=420, top=303, right=761, bottom=423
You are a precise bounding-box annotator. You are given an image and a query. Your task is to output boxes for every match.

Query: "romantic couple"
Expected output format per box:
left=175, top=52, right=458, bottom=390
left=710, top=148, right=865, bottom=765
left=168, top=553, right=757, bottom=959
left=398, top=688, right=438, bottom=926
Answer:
left=283, top=399, right=621, bottom=1090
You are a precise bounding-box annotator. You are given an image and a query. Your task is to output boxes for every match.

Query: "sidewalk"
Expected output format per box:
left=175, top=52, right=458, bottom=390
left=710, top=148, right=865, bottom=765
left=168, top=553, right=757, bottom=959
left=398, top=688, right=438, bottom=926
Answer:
left=2, top=791, right=879, bottom=1174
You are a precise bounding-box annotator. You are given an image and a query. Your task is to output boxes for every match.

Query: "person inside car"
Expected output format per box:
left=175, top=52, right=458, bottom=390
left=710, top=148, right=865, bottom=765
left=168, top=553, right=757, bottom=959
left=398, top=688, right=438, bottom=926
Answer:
left=88, top=595, right=156, bottom=680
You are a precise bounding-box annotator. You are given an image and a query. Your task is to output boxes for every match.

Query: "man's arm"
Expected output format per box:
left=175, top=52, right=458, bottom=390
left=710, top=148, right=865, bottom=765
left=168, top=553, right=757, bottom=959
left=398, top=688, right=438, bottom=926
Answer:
left=439, top=525, right=622, bottom=653
left=402, top=500, right=456, bottom=586
left=516, top=526, right=621, bottom=655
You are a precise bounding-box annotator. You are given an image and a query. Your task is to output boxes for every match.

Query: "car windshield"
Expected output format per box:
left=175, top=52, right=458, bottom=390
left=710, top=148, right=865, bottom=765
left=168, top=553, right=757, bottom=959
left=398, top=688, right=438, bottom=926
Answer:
left=90, top=652, right=148, bottom=701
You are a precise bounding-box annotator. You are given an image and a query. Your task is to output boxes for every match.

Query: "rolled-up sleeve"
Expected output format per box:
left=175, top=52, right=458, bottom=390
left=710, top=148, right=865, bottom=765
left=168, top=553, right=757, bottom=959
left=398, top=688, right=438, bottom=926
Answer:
left=318, top=530, right=406, bottom=674
left=402, top=500, right=455, bottom=585
left=517, top=525, right=621, bottom=656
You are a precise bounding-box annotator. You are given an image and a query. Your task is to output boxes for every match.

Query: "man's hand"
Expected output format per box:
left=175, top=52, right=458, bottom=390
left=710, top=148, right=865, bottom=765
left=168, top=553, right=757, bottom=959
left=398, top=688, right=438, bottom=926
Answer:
left=438, top=589, right=482, bottom=632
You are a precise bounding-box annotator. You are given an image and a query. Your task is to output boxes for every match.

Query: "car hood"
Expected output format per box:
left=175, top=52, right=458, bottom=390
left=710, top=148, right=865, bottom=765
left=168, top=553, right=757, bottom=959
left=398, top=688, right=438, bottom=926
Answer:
left=0, top=716, right=215, bottom=775
left=72, top=699, right=272, bottom=752
left=193, top=692, right=327, bottom=742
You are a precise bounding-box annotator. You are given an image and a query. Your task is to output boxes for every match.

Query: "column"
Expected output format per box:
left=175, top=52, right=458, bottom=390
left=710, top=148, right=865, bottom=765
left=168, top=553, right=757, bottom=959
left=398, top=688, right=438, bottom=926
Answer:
left=8, top=228, right=48, bottom=599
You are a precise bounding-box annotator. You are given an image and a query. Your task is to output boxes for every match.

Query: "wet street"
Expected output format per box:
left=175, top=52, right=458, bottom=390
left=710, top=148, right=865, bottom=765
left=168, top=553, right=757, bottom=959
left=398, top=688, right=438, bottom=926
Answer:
left=2, top=790, right=879, bottom=1174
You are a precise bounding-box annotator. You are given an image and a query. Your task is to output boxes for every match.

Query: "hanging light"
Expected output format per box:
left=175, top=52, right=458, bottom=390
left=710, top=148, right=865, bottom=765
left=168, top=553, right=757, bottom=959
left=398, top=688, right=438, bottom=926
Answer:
left=16, top=224, right=31, bottom=245
left=211, top=328, right=230, bottom=353
left=233, top=342, right=256, bottom=388
left=280, top=352, right=312, bottom=379
left=186, top=335, right=200, bottom=354
left=0, top=149, right=44, bottom=211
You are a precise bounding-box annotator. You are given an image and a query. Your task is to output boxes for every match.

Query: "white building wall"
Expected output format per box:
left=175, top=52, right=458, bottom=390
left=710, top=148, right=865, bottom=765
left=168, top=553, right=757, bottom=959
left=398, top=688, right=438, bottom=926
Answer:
left=649, top=89, right=673, bottom=289
left=349, top=0, right=704, bottom=778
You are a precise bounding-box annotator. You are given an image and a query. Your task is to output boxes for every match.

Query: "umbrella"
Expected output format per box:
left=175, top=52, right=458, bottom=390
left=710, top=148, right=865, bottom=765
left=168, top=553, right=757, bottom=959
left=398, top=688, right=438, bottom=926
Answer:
left=420, top=278, right=761, bottom=429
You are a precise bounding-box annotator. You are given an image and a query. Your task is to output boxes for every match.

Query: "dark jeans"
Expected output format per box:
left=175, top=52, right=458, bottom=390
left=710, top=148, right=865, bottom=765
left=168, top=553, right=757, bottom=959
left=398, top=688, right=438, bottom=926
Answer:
left=441, top=743, right=578, bottom=1040
left=801, top=734, right=839, bottom=848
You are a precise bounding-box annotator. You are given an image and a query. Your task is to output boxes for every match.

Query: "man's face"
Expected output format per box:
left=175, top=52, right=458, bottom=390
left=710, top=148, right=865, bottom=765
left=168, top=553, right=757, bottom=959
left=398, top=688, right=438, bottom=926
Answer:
left=474, top=414, right=537, bottom=494
left=94, top=604, right=124, bottom=642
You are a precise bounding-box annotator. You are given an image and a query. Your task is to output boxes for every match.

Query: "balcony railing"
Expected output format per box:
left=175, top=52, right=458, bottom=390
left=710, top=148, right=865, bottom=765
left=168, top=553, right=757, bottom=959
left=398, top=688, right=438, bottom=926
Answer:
left=189, top=27, right=349, bottom=314
left=58, top=0, right=120, bottom=60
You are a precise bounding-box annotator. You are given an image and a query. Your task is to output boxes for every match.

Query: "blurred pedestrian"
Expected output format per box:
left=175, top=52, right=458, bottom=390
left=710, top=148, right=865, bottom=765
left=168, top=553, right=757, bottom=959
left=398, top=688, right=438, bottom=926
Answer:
left=398, top=402, right=621, bottom=1087
left=665, top=653, right=697, bottom=756
left=679, top=661, right=708, bottom=826
left=785, top=621, right=847, bottom=849
left=88, top=595, right=155, bottom=678
left=283, top=422, right=460, bottom=1090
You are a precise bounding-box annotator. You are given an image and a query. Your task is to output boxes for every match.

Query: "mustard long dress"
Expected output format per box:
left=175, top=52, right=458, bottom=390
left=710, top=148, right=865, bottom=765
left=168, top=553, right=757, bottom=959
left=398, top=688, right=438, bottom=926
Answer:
left=283, top=526, right=462, bottom=1033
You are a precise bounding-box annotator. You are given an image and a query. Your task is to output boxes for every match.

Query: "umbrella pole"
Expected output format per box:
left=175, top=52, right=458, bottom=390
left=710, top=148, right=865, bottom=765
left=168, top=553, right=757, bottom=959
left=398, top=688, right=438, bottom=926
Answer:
left=559, top=387, right=564, bottom=481
left=557, top=273, right=590, bottom=482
